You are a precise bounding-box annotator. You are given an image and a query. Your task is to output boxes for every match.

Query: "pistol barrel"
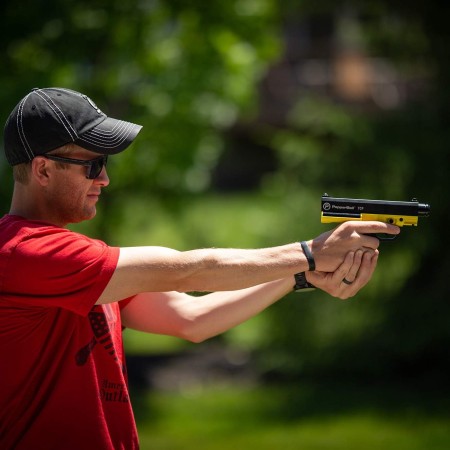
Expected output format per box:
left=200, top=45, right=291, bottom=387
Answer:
left=418, top=203, right=431, bottom=217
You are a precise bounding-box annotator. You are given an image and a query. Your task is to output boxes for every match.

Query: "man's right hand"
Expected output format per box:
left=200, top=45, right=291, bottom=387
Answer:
left=310, top=221, right=400, bottom=272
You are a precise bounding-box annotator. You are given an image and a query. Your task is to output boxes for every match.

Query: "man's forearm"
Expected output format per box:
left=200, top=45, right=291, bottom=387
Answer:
left=121, top=278, right=294, bottom=342
left=99, top=243, right=307, bottom=304
left=178, top=244, right=307, bottom=290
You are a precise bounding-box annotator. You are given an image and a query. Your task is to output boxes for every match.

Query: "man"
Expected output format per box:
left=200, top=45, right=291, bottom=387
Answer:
left=0, top=87, right=399, bottom=449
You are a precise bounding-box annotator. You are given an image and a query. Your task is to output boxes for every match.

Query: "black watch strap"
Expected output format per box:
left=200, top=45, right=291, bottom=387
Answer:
left=293, top=272, right=316, bottom=292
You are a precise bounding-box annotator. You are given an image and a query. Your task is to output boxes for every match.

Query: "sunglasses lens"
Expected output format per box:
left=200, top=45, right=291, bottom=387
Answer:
left=87, top=156, right=108, bottom=179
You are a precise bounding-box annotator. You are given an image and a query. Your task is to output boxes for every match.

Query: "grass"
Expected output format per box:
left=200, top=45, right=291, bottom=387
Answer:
left=132, top=381, right=450, bottom=450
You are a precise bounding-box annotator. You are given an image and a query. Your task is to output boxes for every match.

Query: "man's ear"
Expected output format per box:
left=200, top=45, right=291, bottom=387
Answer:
left=31, top=157, right=51, bottom=186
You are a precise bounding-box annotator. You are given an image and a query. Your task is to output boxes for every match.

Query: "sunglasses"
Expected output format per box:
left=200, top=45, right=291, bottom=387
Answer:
left=44, top=154, right=108, bottom=179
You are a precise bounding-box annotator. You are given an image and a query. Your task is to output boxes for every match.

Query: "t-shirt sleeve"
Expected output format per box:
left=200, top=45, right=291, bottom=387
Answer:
left=5, top=228, right=120, bottom=316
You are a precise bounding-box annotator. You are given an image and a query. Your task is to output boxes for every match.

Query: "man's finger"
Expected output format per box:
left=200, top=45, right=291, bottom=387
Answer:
left=331, top=251, right=355, bottom=284
left=353, top=251, right=378, bottom=286
left=342, top=250, right=364, bottom=283
left=338, top=251, right=377, bottom=297
left=347, top=221, right=401, bottom=236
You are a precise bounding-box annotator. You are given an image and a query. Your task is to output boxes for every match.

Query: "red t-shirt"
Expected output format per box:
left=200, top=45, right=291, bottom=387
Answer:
left=0, top=215, right=139, bottom=450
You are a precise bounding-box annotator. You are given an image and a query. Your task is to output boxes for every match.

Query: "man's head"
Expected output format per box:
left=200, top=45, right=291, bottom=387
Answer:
left=3, top=87, right=142, bottom=166
left=4, top=88, right=142, bottom=226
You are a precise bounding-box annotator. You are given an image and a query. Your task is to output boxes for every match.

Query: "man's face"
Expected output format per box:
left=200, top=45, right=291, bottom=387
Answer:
left=42, top=146, right=110, bottom=226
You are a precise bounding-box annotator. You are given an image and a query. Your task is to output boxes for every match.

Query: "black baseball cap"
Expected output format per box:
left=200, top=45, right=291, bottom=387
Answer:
left=3, top=87, right=143, bottom=166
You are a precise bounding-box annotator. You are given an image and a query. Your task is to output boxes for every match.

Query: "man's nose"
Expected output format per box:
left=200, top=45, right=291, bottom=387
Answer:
left=95, top=167, right=110, bottom=186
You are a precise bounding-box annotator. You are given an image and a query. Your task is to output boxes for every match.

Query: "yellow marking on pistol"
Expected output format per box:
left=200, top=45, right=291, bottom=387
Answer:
left=321, top=213, right=419, bottom=227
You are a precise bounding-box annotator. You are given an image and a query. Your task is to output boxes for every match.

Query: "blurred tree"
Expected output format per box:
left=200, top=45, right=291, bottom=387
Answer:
left=1, top=0, right=449, bottom=384
left=0, top=0, right=281, bottom=238
left=242, top=0, right=450, bottom=383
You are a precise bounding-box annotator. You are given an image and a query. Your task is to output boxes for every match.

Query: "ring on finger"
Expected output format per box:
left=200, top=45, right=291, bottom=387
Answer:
left=342, top=278, right=354, bottom=285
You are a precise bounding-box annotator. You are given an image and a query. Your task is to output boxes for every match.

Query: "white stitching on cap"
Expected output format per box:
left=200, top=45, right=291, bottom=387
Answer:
left=16, top=94, right=35, bottom=160
left=78, top=120, right=137, bottom=149
left=48, top=88, right=139, bottom=150
left=40, top=88, right=80, bottom=138
left=34, top=89, right=78, bottom=140
left=85, top=121, right=132, bottom=143
left=79, top=123, right=133, bottom=147
left=56, top=87, right=103, bottom=114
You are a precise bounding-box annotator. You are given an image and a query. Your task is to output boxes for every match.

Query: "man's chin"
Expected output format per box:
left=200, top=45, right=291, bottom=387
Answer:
left=70, top=209, right=97, bottom=225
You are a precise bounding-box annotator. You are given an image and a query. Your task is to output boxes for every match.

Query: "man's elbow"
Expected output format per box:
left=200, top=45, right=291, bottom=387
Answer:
left=177, top=321, right=213, bottom=344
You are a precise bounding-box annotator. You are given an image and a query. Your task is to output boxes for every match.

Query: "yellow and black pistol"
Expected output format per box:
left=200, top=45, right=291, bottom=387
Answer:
left=321, top=193, right=431, bottom=240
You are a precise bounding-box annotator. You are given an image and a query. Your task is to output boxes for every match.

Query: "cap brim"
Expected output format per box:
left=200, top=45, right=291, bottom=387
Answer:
left=75, top=116, right=142, bottom=155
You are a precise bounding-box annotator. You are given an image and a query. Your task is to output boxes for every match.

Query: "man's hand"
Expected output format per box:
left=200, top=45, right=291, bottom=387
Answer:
left=310, top=221, right=399, bottom=272
left=307, top=249, right=379, bottom=300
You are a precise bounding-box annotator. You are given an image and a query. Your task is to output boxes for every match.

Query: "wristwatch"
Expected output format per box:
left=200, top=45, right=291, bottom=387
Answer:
left=293, top=272, right=316, bottom=292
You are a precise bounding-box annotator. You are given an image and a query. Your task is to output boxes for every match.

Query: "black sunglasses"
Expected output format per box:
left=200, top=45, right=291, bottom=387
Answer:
left=44, top=154, right=108, bottom=179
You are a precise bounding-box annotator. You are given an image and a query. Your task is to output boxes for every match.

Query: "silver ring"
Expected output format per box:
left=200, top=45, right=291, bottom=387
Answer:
left=342, top=278, right=353, bottom=285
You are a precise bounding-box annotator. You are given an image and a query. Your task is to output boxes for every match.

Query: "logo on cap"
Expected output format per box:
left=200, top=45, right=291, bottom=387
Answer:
left=81, top=94, right=103, bottom=115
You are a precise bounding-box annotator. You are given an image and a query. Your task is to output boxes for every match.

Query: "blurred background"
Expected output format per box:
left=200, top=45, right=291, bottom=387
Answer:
left=1, top=0, right=449, bottom=448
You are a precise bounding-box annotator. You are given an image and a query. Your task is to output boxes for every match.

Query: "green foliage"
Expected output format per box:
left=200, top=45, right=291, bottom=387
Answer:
left=1, top=0, right=450, bottom=383
left=243, top=2, right=450, bottom=380
left=0, top=0, right=281, bottom=204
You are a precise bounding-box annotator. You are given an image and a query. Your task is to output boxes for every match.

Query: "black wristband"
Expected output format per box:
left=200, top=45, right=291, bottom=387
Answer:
left=300, top=241, right=316, bottom=271
left=293, top=272, right=316, bottom=292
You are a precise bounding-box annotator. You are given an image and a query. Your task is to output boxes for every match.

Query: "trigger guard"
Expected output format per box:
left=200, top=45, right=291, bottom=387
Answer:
left=366, top=233, right=398, bottom=241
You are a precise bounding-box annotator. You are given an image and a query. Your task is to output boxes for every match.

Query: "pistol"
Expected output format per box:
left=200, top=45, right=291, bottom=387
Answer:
left=321, top=193, right=431, bottom=239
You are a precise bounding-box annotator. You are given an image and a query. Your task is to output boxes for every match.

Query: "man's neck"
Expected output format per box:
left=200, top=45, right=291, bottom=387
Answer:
left=9, top=187, right=67, bottom=228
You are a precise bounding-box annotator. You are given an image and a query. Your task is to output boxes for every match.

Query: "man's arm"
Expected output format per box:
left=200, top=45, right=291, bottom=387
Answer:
left=98, top=221, right=398, bottom=305
left=120, top=249, right=379, bottom=343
